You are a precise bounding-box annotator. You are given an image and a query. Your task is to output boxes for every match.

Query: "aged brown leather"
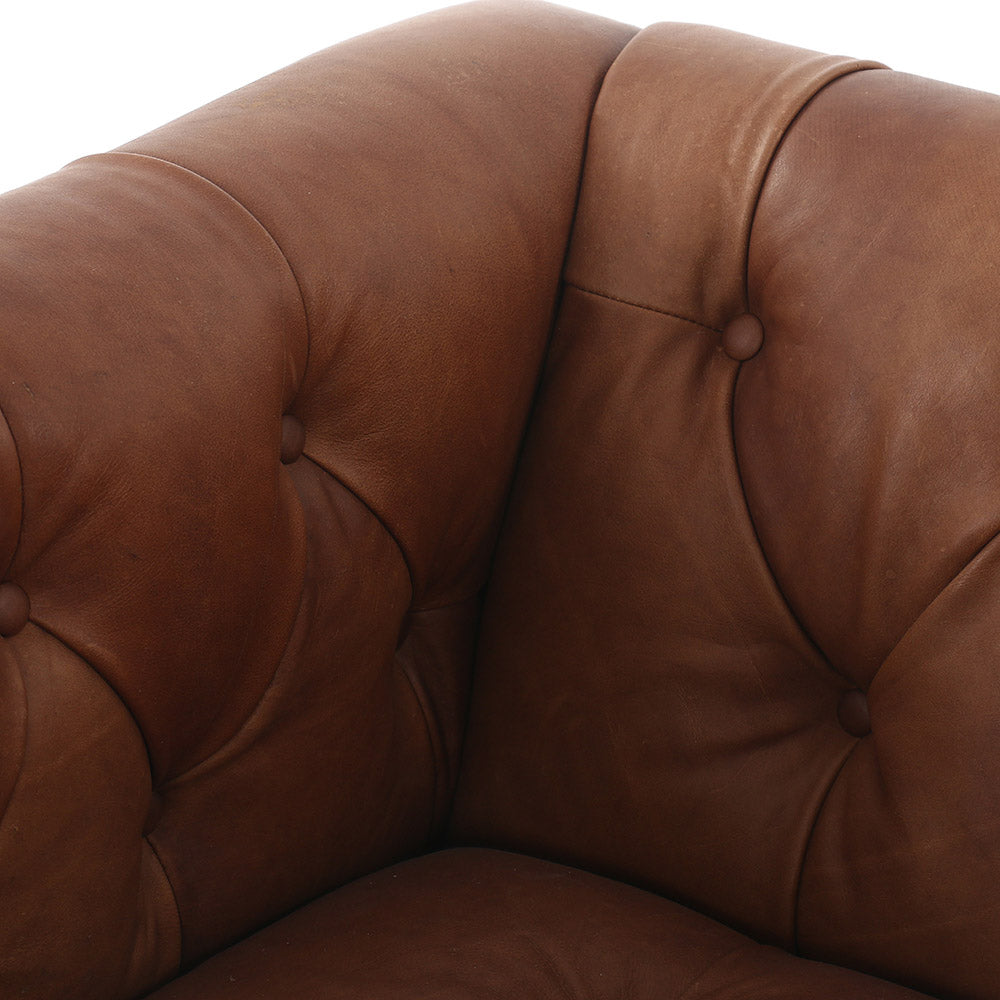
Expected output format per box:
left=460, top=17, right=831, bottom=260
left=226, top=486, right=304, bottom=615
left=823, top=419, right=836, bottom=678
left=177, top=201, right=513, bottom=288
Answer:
left=0, top=3, right=991, bottom=999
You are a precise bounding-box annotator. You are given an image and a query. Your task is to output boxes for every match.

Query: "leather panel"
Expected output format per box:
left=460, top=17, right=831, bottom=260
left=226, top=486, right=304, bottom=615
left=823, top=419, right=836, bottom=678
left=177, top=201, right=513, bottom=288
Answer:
left=450, top=287, right=853, bottom=947
left=565, top=22, right=882, bottom=330
left=0, top=626, right=180, bottom=997
left=119, top=1, right=638, bottom=607
left=146, top=849, right=928, bottom=1000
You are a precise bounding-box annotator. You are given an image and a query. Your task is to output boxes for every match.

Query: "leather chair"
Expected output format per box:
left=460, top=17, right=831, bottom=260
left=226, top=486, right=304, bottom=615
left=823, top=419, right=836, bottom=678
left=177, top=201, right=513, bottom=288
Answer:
left=0, top=3, right=994, bottom=997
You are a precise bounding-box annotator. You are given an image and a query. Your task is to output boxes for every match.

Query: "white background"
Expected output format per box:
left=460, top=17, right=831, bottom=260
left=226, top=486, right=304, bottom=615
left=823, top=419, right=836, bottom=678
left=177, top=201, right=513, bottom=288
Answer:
left=2, top=0, right=999, bottom=195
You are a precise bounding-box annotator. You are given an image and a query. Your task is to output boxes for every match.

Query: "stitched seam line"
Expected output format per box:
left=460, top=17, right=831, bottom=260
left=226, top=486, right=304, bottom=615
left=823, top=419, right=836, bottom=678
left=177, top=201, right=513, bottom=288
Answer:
left=107, top=150, right=313, bottom=392
left=792, top=737, right=860, bottom=952
left=565, top=280, right=719, bottom=332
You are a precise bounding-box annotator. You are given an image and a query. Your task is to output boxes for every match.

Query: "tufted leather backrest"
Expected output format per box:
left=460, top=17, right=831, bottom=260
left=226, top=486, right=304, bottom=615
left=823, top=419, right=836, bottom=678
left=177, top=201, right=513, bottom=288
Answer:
left=450, top=23, right=1000, bottom=1000
left=0, top=4, right=635, bottom=996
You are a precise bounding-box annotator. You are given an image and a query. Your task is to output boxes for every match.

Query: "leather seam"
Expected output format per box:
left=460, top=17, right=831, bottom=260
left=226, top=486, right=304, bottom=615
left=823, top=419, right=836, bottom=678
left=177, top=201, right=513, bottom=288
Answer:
left=29, top=617, right=157, bottom=785
left=873, top=519, right=1000, bottom=690
left=744, top=62, right=886, bottom=311
left=409, top=592, right=479, bottom=616
left=398, top=661, right=443, bottom=842
left=792, top=737, right=861, bottom=953
left=143, top=833, right=184, bottom=976
left=0, top=398, right=25, bottom=579
left=564, top=280, right=720, bottom=332
left=0, top=647, right=28, bottom=835
left=299, top=451, right=417, bottom=603
left=727, top=365, right=849, bottom=689
left=108, top=150, right=313, bottom=396
left=158, top=509, right=308, bottom=792
left=676, top=942, right=756, bottom=1000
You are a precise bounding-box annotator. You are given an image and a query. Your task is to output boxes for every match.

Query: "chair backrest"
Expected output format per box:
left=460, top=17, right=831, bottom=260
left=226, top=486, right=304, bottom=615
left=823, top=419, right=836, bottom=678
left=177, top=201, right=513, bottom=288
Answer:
left=450, top=22, right=1000, bottom=1000
left=0, top=4, right=634, bottom=997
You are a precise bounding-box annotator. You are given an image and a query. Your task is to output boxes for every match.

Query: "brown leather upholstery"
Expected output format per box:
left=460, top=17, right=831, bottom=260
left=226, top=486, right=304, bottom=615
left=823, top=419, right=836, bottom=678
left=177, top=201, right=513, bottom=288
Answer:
left=0, top=3, right=992, bottom=999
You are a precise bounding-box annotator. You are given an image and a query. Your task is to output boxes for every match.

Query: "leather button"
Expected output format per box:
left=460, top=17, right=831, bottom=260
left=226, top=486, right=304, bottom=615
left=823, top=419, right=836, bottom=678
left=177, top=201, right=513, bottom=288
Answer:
left=722, top=313, right=764, bottom=361
left=280, top=415, right=306, bottom=465
left=0, top=583, right=29, bottom=637
left=837, top=689, right=871, bottom=738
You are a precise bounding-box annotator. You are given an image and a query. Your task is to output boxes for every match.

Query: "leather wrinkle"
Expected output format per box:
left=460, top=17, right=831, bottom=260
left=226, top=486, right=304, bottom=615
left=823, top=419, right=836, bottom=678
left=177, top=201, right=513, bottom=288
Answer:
left=397, top=661, right=442, bottom=844
left=27, top=617, right=157, bottom=789
left=0, top=647, right=28, bottom=833
left=0, top=396, right=25, bottom=579
left=737, top=65, right=888, bottom=687
left=676, top=942, right=756, bottom=1000
left=142, top=831, right=184, bottom=978
left=198, top=473, right=299, bottom=770
left=742, top=65, right=884, bottom=306
left=155, top=490, right=308, bottom=794
left=109, top=151, right=312, bottom=392
left=157, top=447, right=434, bottom=794
left=439, top=55, right=628, bottom=837
left=400, top=593, right=483, bottom=839
left=870, top=518, right=1000, bottom=694
left=728, top=365, right=847, bottom=688
left=409, top=592, right=481, bottom=616
left=518, top=932, right=579, bottom=1000
left=298, top=451, right=416, bottom=604
left=460, top=42, right=626, bottom=627
left=565, top=280, right=720, bottom=332
left=791, top=737, right=860, bottom=955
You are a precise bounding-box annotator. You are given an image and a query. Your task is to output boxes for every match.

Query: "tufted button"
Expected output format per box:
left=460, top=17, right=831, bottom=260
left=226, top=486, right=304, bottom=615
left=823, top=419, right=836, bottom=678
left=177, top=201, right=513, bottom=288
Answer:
left=722, top=313, right=765, bottom=361
left=0, top=583, right=29, bottom=637
left=837, top=689, right=871, bottom=738
left=280, top=415, right=306, bottom=465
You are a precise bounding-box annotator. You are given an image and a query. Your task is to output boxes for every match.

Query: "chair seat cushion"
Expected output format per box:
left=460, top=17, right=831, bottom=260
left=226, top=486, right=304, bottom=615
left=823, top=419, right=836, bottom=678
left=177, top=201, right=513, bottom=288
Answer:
left=147, top=848, right=927, bottom=998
